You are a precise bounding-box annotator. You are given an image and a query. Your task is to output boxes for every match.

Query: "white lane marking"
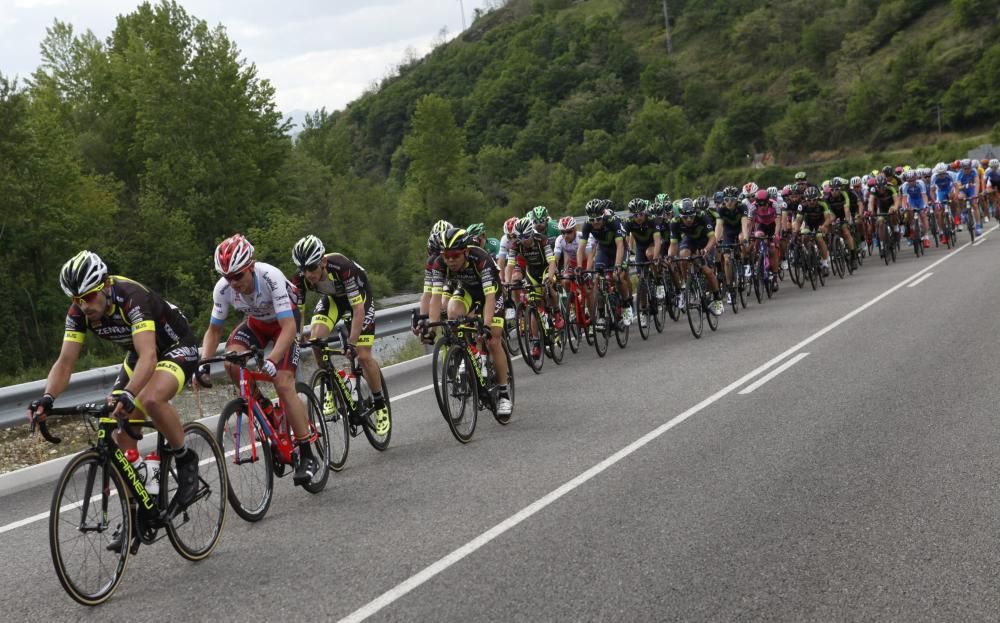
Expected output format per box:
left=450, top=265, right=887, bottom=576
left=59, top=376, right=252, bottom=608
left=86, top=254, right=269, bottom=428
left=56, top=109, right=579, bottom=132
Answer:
left=335, top=240, right=977, bottom=623
left=972, top=223, right=997, bottom=246
left=738, top=353, right=809, bottom=394
left=906, top=273, right=933, bottom=288
left=393, top=384, right=434, bottom=401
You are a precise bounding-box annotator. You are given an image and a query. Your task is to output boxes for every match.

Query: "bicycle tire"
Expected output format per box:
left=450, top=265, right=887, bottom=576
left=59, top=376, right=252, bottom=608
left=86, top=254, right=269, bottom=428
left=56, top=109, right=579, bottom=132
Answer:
left=515, top=303, right=537, bottom=372
left=591, top=290, right=609, bottom=357
left=443, top=345, right=477, bottom=442
left=686, top=276, right=703, bottom=339
left=216, top=399, right=274, bottom=522
left=663, top=273, right=680, bottom=321
left=725, top=258, right=739, bottom=315
left=357, top=370, right=391, bottom=451
left=522, top=306, right=544, bottom=373
left=807, top=247, right=817, bottom=290
left=490, top=340, right=515, bottom=425
left=503, top=309, right=520, bottom=356
left=166, top=421, right=228, bottom=561
left=566, top=297, right=581, bottom=353
left=547, top=302, right=566, bottom=364
left=50, top=450, right=131, bottom=606
left=613, top=298, right=629, bottom=349
left=296, top=382, right=331, bottom=493
left=637, top=278, right=651, bottom=340
left=430, top=337, right=450, bottom=416
left=761, top=254, right=772, bottom=300
left=752, top=255, right=763, bottom=304
left=704, top=282, right=719, bottom=332
left=311, top=369, right=349, bottom=471
left=816, top=246, right=826, bottom=286
left=653, top=278, right=667, bottom=331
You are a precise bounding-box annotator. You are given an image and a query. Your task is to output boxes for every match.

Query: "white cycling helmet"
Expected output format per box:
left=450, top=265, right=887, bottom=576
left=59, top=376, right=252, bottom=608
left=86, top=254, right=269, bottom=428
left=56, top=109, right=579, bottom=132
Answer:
left=291, top=235, right=326, bottom=269
left=60, top=250, right=108, bottom=297
left=214, top=234, right=255, bottom=275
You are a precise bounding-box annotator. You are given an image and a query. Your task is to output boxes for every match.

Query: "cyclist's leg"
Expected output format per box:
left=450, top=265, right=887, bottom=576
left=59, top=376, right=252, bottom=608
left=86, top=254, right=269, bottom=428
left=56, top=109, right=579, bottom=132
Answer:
left=134, top=347, right=199, bottom=450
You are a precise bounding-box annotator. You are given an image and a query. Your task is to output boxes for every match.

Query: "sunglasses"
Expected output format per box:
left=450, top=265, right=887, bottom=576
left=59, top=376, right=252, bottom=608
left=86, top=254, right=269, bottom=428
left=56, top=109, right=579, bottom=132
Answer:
left=72, top=288, right=103, bottom=306
left=224, top=269, right=247, bottom=282
left=442, top=250, right=466, bottom=260
left=562, top=229, right=576, bottom=234
left=302, top=262, right=321, bottom=273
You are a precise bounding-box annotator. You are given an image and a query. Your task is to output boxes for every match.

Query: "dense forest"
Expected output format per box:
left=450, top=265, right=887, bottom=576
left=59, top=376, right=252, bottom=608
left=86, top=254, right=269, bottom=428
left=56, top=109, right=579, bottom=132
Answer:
left=1, top=0, right=999, bottom=379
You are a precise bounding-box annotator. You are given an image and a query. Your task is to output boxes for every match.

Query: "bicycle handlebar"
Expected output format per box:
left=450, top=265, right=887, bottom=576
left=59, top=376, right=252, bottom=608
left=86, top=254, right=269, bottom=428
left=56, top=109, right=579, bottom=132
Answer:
left=31, top=402, right=115, bottom=445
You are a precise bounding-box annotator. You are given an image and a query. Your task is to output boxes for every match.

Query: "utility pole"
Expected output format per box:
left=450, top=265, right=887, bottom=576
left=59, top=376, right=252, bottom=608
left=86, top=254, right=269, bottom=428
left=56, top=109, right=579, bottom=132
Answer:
left=662, top=0, right=673, bottom=54
left=459, top=0, right=467, bottom=30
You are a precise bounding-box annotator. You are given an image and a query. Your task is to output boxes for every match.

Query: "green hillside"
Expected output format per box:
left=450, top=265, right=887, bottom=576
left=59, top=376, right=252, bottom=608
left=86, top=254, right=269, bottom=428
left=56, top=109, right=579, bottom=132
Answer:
left=1, top=0, right=998, bottom=379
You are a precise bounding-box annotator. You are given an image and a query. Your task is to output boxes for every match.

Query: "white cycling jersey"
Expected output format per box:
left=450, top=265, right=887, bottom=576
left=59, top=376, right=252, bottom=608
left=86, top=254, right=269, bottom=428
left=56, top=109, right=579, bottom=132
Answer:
left=210, top=261, right=297, bottom=326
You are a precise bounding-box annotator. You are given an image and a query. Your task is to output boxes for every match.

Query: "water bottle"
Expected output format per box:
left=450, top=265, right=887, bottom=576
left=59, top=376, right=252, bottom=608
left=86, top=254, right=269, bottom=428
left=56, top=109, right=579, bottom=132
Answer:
left=656, top=284, right=665, bottom=300
left=337, top=369, right=356, bottom=402
left=143, top=452, right=160, bottom=496
left=125, top=449, right=147, bottom=486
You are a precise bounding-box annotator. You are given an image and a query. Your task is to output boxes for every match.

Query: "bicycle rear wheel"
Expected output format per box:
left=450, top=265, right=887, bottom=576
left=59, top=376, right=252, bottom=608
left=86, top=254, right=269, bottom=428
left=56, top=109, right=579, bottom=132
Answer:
left=442, top=346, right=477, bottom=442
left=50, top=450, right=131, bottom=606
left=216, top=399, right=273, bottom=522
left=357, top=370, right=391, bottom=451
left=296, top=382, right=331, bottom=494
left=311, top=369, right=349, bottom=472
left=653, top=278, right=667, bottom=331
left=166, top=422, right=228, bottom=561
left=614, top=299, right=629, bottom=349
left=663, top=273, right=680, bottom=321
left=725, top=258, right=739, bottom=315
left=523, top=306, right=544, bottom=373
left=547, top=304, right=566, bottom=364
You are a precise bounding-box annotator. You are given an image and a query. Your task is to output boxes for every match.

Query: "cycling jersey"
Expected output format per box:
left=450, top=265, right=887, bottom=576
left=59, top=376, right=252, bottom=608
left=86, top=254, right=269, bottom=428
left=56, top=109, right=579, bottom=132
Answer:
left=624, top=216, right=662, bottom=247
left=715, top=203, right=747, bottom=244
left=900, top=180, right=928, bottom=210
left=750, top=200, right=778, bottom=226
left=64, top=276, right=196, bottom=354
left=63, top=276, right=199, bottom=393
left=956, top=169, right=978, bottom=197
left=580, top=217, right=626, bottom=249
left=985, top=167, right=1000, bottom=190
left=305, top=253, right=375, bottom=345
left=511, top=235, right=555, bottom=277
left=210, top=262, right=297, bottom=326
left=822, top=191, right=849, bottom=220
left=870, top=187, right=897, bottom=213
left=669, top=211, right=715, bottom=248
left=430, top=246, right=504, bottom=324
left=554, top=233, right=593, bottom=271
left=798, top=200, right=831, bottom=227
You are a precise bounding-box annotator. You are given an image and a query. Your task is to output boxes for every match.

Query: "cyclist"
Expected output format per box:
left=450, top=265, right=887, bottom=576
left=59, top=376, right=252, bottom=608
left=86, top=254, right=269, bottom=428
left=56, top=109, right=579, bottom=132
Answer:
left=427, top=227, right=512, bottom=419
left=30, top=251, right=202, bottom=508
left=956, top=159, right=982, bottom=236
left=825, top=178, right=859, bottom=261
left=867, top=174, right=900, bottom=255
left=900, top=170, right=932, bottom=248
left=780, top=183, right=804, bottom=271
left=931, top=162, right=959, bottom=241
left=794, top=185, right=833, bottom=275
left=985, top=159, right=1000, bottom=220
left=554, top=215, right=590, bottom=283
left=292, top=235, right=390, bottom=437
left=624, top=198, right=664, bottom=328
left=527, top=205, right=561, bottom=245
left=201, top=234, right=318, bottom=486
left=714, top=186, right=749, bottom=303
left=667, top=198, right=724, bottom=316
left=576, top=199, right=632, bottom=326
left=748, top=189, right=782, bottom=289
left=417, top=219, right=453, bottom=329
left=510, top=217, right=561, bottom=358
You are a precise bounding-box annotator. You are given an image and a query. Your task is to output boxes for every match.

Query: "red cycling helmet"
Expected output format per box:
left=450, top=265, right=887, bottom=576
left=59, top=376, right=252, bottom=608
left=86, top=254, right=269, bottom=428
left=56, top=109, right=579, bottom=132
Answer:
left=214, top=234, right=255, bottom=276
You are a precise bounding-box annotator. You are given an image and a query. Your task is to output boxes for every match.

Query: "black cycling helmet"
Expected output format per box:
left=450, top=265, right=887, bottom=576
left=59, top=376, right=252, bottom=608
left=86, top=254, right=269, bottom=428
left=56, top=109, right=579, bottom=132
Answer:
left=694, top=196, right=710, bottom=211
left=439, top=227, right=469, bottom=251
left=723, top=185, right=739, bottom=199
left=875, top=173, right=888, bottom=188
left=585, top=198, right=603, bottom=218
left=627, top=197, right=646, bottom=214
left=678, top=197, right=696, bottom=217
left=802, top=186, right=821, bottom=200
left=881, top=165, right=893, bottom=177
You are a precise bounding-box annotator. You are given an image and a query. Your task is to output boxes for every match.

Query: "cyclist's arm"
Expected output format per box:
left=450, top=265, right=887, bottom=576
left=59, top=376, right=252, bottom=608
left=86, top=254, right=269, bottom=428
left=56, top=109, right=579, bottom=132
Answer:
left=614, top=238, right=624, bottom=267
left=200, top=323, right=223, bottom=361
left=267, top=314, right=297, bottom=363
left=42, top=339, right=83, bottom=398
left=123, top=330, right=158, bottom=396
left=741, top=216, right=750, bottom=241
left=703, top=230, right=717, bottom=253
left=652, top=231, right=663, bottom=258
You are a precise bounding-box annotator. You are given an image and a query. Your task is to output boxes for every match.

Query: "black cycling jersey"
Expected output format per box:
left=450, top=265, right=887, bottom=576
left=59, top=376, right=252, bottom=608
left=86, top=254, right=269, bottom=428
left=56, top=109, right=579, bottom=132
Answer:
left=303, top=253, right=370, bottom=307
left=714, top=203, right=747, bottom=230
left=511, top=235, right=555, bottom=274
left=825, top=190, right=850, bottom=220
left=669, top=211, right=715, bottom=244
left=798, top=200, right=831, bottom=223
left=430, top=246, right=501, bottom=301
left=580, top=216, right=626, bottom=249
left=624, top=216, right=662, bottom=246
left=870, top=187, right=897, bottom=213
left=63, top=276, right=196, bottom=353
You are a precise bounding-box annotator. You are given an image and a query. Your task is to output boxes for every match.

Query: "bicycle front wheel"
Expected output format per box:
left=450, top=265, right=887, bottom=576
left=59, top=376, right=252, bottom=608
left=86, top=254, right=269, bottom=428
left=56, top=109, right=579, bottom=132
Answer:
left=297, top=381, right=331, bottom=493
left=566, top=297, right=581, bottom=353
left=686, top=278, right=703, bottom=339
left=311, top=369, right=349, bottom=472
left=166, top=421, right=228, bottom=561
left=357, top=370, right=391, bottom=451
left=216, top=399, right=273, bottom=522
left=442, top=345, right=477, bottom=442
left=50, top=450, right=131, bottom=606
left=591, top=292, right=609, bottom=357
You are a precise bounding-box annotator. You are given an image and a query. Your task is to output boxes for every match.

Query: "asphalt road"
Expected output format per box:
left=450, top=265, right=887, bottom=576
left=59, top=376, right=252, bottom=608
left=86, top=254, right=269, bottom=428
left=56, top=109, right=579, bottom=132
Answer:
left=1, top=229, right=999, bottom=622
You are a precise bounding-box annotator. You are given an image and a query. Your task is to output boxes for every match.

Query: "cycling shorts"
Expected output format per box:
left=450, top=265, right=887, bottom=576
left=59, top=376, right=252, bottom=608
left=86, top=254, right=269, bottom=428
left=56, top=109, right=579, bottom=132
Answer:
left=113, top=344, right=200, bottom=399
left=311, top=291, right=375, bottom=347
left=679, top=237, right=715, bottom=263
left=451, top=288, right=505, bottom=329
left=593, top=245, right=628, bottom=270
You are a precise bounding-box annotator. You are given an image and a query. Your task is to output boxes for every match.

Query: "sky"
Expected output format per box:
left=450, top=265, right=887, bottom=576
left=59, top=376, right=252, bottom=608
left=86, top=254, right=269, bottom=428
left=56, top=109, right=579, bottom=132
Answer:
left=0, top=0, right=494, bottom=120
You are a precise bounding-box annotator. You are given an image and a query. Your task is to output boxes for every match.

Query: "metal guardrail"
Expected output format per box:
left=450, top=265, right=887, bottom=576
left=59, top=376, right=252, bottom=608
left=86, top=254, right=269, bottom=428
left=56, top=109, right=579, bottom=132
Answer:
left=0, top=302, right=419, bottom=430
